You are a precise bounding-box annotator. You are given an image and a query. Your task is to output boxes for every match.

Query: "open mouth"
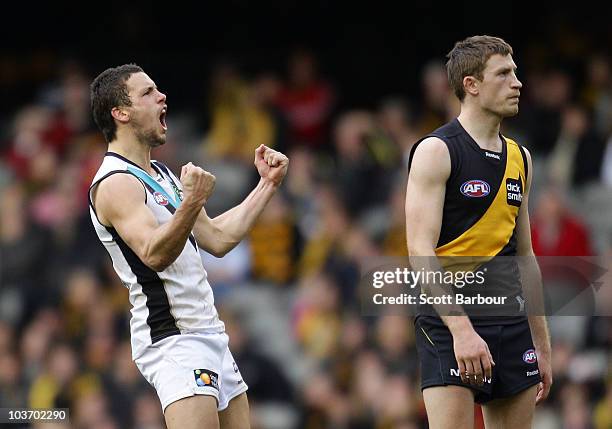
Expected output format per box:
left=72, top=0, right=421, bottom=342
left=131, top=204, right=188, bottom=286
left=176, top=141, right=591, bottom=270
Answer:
left=159, top=107, right=167, bottom=131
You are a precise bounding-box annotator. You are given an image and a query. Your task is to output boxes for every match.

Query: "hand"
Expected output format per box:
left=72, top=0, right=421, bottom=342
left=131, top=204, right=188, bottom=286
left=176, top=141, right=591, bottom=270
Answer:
left=180, top=162, right=216, bottom=205
left=254, top=145, right=289, bottom=186
left=452, top=328, right=495, bottom=387
left=535, top=349, right=552, bottom=405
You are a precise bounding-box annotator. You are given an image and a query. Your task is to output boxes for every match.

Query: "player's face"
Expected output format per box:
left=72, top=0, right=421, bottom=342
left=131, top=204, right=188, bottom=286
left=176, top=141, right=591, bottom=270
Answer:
left=125, top=72, right=168, bottom=147
left=478, top=54, right=522, bottom=118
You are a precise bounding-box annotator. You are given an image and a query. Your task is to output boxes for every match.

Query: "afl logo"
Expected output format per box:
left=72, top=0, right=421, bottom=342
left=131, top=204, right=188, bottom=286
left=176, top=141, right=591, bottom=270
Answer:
left=461, top=180, right=490, bottom=198
left=523, top=349, right=537, bottom=364
left=153, top=192, right=169, bottom=206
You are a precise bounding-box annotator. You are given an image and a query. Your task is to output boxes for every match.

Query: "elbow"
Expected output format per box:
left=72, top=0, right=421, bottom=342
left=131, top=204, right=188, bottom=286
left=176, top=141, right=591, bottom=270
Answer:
left=407, top=243, right=419, bottom=256
left=145, top=256, right=172, bottom=272
left=408, top=243, right=433, bottom=257
left=208, top=233, right=240, bottom=258
left=406, top=229, right=435, bottom=256
left=140, top=241, right=181, bottom=272
left=209, top=246, right=230, bottom=258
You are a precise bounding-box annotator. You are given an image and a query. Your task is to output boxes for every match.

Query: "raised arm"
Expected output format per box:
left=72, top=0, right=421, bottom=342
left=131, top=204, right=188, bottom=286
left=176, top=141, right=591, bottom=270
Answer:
left=93, top=163, right=215, bottom=271
left=193, top=145, right=289, bottom=257
left=515, top=146, right=552, bottom=404
left=406, top=137, right=494, bottom=386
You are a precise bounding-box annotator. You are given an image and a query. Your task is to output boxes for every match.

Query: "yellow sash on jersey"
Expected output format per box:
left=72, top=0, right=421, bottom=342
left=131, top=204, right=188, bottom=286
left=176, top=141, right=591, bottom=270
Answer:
left=436, top=138, right=525, bottom=259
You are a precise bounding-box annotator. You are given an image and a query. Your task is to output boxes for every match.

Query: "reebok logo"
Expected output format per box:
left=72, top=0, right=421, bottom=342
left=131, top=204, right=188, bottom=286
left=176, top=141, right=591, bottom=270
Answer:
left=485, top=151, right=500, bottom=160
left=526, top=369, right=539, bottom=376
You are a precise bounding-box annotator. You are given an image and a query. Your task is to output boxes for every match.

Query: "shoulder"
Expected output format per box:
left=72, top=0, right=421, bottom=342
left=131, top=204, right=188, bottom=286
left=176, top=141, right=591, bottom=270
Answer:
left=95, top=173, right=146, bottom=205
left=504, top=136, right=532, bottom=168
left=409, top=137, right=451, bottom=181
left=412, top=137, right=451, bottom=168
left=521, top=145, right=533, bottom=163
left=414, top=136, right=449, bottom=156
left=504, top=137, right=531, bottom=159
left=93, top=172, right=147, bottom=226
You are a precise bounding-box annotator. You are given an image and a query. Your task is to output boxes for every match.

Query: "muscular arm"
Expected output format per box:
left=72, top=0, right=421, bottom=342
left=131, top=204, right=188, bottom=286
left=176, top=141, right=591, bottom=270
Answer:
left=93, top=175, right=200, bottom=271
left=193, top=179, right=279, bottom=257
left=515, top=147, right=552, bottom=404
left=406, top=137, right=494, bottom=385
left=193, top=144, right=289, bottom=257
left=94, top=163, right=214, bottom=272
left=406, top=138, right=472, bottom=331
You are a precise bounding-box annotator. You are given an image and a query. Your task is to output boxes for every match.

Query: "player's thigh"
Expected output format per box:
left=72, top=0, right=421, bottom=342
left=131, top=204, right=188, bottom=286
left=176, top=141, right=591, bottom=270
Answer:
left=219, top=392, right=250, bottom=429
left=423, top=385, right=475, bottom=429
left=481, top=384, right=537, bottom=429
left=164, top=395, right=220, bottom=429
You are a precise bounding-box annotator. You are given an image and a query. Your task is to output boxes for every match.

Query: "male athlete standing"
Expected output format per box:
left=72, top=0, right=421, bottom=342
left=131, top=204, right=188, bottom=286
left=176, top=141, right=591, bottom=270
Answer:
left=88, top=64, right=288, bottom=429
left=406, top=36, right=552, bottom=428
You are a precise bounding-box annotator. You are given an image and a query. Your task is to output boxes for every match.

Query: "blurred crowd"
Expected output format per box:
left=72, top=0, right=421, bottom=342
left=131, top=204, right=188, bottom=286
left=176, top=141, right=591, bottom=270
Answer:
left=1, top=43, right=612, bottom=429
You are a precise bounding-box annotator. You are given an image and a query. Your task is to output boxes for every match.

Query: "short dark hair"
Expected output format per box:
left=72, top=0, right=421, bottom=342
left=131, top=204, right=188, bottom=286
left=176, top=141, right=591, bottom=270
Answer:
left=90, top=64, right=143, bottom=142
left=446, top=35, right=513, bottom=101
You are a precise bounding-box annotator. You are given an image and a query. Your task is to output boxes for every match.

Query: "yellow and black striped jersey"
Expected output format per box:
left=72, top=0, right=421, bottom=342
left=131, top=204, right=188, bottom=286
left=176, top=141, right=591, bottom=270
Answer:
left=408, top=118, right=528, bottom=325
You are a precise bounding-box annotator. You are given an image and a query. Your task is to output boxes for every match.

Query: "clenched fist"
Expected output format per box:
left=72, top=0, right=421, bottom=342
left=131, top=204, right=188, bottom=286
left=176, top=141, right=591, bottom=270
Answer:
left=254, top=145, right=289, bottom=186
left=180, top=162, right=215, bottom=205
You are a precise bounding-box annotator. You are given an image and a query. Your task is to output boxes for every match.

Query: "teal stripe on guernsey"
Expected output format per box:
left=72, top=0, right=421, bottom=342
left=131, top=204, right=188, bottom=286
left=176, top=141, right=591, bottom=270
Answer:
left=127, top=165, right=182, bottom=208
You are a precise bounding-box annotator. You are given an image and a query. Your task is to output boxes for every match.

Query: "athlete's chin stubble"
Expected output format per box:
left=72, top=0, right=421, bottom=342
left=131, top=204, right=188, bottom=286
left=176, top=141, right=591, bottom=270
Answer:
left=136, top=128, right=166, bottom=148
left=148, top=136, right=166, bottom=148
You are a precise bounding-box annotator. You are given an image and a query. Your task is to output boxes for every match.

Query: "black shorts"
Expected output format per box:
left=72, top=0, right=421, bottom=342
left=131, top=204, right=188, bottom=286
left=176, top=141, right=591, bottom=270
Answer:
left=415, top=317, right=542, bottom=404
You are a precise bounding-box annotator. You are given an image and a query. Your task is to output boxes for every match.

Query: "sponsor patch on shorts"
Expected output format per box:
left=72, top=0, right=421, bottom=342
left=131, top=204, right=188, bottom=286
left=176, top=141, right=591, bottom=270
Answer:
left=194, top=369, right=219, bottom=390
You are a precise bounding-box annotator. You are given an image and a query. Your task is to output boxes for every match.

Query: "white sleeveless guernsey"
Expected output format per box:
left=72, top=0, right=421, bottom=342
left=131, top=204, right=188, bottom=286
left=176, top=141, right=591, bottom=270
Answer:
left=89, top=152, right=224, bottom=360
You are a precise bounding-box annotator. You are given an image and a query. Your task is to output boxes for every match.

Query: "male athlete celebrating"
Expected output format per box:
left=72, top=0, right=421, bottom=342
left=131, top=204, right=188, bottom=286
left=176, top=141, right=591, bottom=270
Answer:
left=406, top=36, right=552, bottom=428
left=89, top=64, right=288, bottom=429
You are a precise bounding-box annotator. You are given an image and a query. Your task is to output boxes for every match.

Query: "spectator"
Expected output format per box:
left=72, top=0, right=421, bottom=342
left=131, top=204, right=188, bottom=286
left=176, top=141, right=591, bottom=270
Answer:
left=519, top=69, right=572, bottom=156
left=292, top=271, right=342, bottom=359
left=104, top=341, right=150, bottom=428
left=248, top=194, right=302, bottom=285
left=205, top=65, right=283, bottom=164
left=381, top=177, right=409, bottom=257
left=224, top=310, right=294, bottom=405
left=276, top=49, right=335, bottom=150
left=374, top=315, right=417, bottom=375
left=594, top=377, right=612, bottom=429
left=29, top=343, right=80, bottom=408
left=0, top=352, right=27, bottom=408
left=333, top=110, right=390, bottom=216
left=531, top=184, right=593, bottom=257
left=547, top=104, right=606, bottom=188
left=0, top=182, right=52, bottom=325
left=581, top=54, right=612, bottom=137
left=415, top=60, right=457, bottom=135
left=599, top=132, right=612, bottom=188
left=376, top=97, right=419, bottom=168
